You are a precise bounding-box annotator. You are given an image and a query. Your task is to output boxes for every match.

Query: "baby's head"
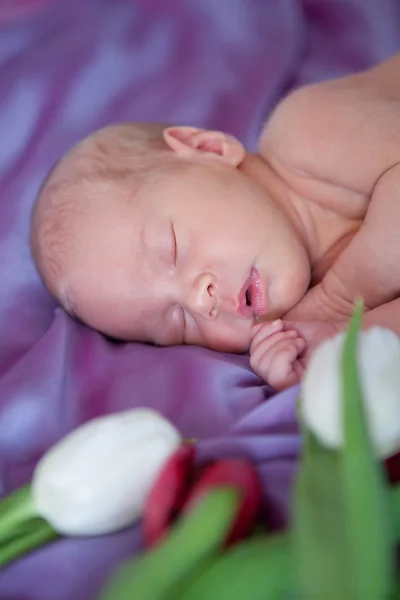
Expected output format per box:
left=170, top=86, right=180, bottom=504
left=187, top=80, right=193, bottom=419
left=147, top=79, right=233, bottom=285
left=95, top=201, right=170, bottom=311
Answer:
left=30, top=123, right=311, bottom=353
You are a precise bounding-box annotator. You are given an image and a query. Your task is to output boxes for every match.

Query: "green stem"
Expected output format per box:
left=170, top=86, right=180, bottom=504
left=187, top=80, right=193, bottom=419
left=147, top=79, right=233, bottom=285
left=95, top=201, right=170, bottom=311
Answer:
left=0, top=484, right=58, bottom=568
left=0, top=485, right=36, bottom=540
left=0, top=519, right=58, bottom=568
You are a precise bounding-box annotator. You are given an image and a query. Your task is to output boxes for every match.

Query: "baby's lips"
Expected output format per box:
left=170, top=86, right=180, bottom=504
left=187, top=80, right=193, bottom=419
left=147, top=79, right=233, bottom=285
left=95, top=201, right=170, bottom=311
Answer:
left=181, top=458, right=263, bottom=546
left=143, top=442, right=197, bottom=548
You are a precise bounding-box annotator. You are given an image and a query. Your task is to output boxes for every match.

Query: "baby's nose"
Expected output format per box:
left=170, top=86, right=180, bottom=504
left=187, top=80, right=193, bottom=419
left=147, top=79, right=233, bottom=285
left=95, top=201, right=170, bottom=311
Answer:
left=187, top=273, right=218, bottom=320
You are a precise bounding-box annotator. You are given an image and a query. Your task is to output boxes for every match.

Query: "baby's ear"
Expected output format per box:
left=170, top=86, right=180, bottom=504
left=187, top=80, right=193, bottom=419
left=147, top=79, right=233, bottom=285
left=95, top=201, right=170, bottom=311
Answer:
left=163, top=126, right=245, bottom=166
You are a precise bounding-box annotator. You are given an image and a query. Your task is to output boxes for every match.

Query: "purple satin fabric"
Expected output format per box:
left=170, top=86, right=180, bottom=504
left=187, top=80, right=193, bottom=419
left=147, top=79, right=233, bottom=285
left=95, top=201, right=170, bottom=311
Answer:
left=0, top=1, right=400, bottom=598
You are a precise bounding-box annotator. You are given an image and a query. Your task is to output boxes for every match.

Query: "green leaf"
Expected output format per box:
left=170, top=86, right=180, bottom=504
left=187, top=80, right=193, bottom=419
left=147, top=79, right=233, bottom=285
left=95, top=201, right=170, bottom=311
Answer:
left=340, top=300, right=395, bottom=598
left=180, top=533, right=290, bottom=600
left=292, top=423, right=352, bottom=599
left=392, top=578, right=400, bottom=600
left=391, top=484, right=400, bottom=541
left=293, top=301, right=397, bottom=599
left=97, top=488, right=240, bottom=600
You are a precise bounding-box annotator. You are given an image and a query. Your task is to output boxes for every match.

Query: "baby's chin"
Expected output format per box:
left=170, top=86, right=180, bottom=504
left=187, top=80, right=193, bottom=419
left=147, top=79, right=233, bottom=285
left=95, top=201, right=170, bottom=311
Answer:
left=202, top=331, right=252, bottom=355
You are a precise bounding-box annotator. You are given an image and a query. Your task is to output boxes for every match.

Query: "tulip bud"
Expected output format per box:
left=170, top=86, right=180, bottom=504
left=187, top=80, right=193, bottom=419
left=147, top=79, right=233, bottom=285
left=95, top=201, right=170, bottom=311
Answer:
left=181, top=459, right=262, bottom=545
left=302, top=327, right=400, bottom=458
left=143, top=442, right=196, bottom=548
left=32, top=409, right=181, bottom=535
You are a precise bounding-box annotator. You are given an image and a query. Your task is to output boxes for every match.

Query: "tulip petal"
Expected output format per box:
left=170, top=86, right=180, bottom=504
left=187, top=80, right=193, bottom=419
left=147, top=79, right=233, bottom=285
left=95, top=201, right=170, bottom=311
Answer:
left=143, top=442, right=196, bottom=548
left=32, top=409, right=181, bottom=535
left=181, top=459, right=262, bottom=546
left=302, top=321, right=400, bottom=459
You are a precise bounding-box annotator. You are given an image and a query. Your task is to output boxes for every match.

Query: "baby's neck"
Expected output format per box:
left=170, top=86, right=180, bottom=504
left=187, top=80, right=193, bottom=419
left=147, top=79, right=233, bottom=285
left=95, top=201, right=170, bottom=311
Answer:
left=239, top=152, right=360, bottom=282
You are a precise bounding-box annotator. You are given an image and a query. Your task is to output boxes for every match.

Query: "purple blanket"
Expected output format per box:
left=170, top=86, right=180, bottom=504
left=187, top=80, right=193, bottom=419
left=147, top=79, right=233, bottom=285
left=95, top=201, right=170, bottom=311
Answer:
left=1, top=1, right=400, bottom=598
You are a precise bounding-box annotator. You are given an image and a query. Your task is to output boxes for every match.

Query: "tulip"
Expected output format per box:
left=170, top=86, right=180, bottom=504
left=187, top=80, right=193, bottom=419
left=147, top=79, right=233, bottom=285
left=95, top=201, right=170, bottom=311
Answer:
left=0, top=408, right=181, bottom=567
left=302, top=327, right=400, bottom=458
left=144, top=442, right=196, bottom=547
left=143, top=451, right=263, bottom=549
left=385, top=452, right=400, bottom=484
left=181, top=459, right=263, bottom=545
left=32, top=408, right=181, bottom=535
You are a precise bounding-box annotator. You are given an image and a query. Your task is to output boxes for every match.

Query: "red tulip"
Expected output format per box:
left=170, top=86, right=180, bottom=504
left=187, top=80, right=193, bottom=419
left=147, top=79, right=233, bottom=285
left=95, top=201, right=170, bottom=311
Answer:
left=181, top=459, right=263, bottom=546
left=143, top=442, right=196, bottom=547
left=385, top=451, right=400, bottom=484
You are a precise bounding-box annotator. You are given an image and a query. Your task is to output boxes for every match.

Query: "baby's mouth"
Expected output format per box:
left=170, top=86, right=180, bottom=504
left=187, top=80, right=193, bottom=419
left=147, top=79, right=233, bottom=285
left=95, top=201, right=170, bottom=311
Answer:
left=239, top=268, right=268, bottom=318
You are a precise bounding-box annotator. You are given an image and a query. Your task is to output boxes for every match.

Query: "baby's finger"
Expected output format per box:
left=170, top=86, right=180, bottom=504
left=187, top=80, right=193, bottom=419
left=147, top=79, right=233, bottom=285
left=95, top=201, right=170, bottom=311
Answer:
left=266, top=336, right=305, bottom=370
left=250, top=336, right=304, bottom=380
left=293, top=359, right=306, bottom=380
left=250, top=328, right=299, bottom=354
left=251, top=319, right=283, bottom=339
left=250, top=329, right=299, bottom=360
left=269, top=343, right=304, bottom=390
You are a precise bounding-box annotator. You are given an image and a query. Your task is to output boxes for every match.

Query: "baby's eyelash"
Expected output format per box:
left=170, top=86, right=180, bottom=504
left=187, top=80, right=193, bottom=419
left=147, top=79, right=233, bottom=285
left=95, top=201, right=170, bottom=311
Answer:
left=170, top=220, right=177, bottom=266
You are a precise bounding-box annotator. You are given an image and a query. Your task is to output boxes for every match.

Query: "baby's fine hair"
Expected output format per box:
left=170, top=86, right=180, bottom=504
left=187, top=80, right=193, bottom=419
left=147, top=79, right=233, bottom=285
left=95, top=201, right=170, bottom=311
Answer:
left=30, top=122, right=175, bottom=316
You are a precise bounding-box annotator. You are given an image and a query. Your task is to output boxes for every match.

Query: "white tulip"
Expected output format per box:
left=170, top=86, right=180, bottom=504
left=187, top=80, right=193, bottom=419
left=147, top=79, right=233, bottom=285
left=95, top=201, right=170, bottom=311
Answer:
left=302, top=327, right=400, bottom=458
left=32, top=409, right=181, bottom=535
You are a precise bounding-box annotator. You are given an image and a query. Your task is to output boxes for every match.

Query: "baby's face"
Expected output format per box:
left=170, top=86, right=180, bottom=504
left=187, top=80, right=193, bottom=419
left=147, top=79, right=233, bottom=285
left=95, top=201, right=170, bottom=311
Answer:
left=69, top=162, right=310, bottom=353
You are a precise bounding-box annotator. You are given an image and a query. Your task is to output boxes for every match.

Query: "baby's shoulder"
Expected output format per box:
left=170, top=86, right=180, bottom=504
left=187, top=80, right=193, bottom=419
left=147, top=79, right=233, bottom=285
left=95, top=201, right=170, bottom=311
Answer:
left=259, top=76, right=400, bottom=218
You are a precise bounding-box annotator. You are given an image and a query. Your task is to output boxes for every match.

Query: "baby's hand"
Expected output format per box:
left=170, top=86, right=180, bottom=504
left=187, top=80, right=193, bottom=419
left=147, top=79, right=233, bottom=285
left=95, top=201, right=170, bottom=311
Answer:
left=250, top=320, right=306, bottom=390
left=250, top=319, right=339, bottom=390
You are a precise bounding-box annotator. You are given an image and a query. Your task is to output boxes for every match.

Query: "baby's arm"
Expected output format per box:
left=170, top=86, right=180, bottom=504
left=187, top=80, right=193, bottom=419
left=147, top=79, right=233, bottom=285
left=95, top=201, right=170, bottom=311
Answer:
left=260, top=53, right=400, bottom=323
left=337, top=298, right=400, bottom=337
left=286, top=161, right=400, bottom=322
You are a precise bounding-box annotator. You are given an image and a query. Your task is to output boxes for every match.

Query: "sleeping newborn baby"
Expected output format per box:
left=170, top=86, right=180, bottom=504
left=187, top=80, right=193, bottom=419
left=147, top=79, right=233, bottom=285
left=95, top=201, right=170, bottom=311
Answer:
left=31, top=52, right=400, bottom=389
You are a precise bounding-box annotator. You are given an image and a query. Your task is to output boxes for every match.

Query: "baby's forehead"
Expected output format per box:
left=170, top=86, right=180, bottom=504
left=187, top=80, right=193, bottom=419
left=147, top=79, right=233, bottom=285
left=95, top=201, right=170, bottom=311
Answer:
left=52, top=131, right=225, bottom=226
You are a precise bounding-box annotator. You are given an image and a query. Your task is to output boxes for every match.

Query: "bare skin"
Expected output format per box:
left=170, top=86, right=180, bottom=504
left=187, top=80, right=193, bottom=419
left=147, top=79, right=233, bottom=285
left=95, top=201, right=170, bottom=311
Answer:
left=253, top=52, right=400, bottom=388
left=31, top=53, right=400, bottom=390
left=31, top=125, right=314, bottom=354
